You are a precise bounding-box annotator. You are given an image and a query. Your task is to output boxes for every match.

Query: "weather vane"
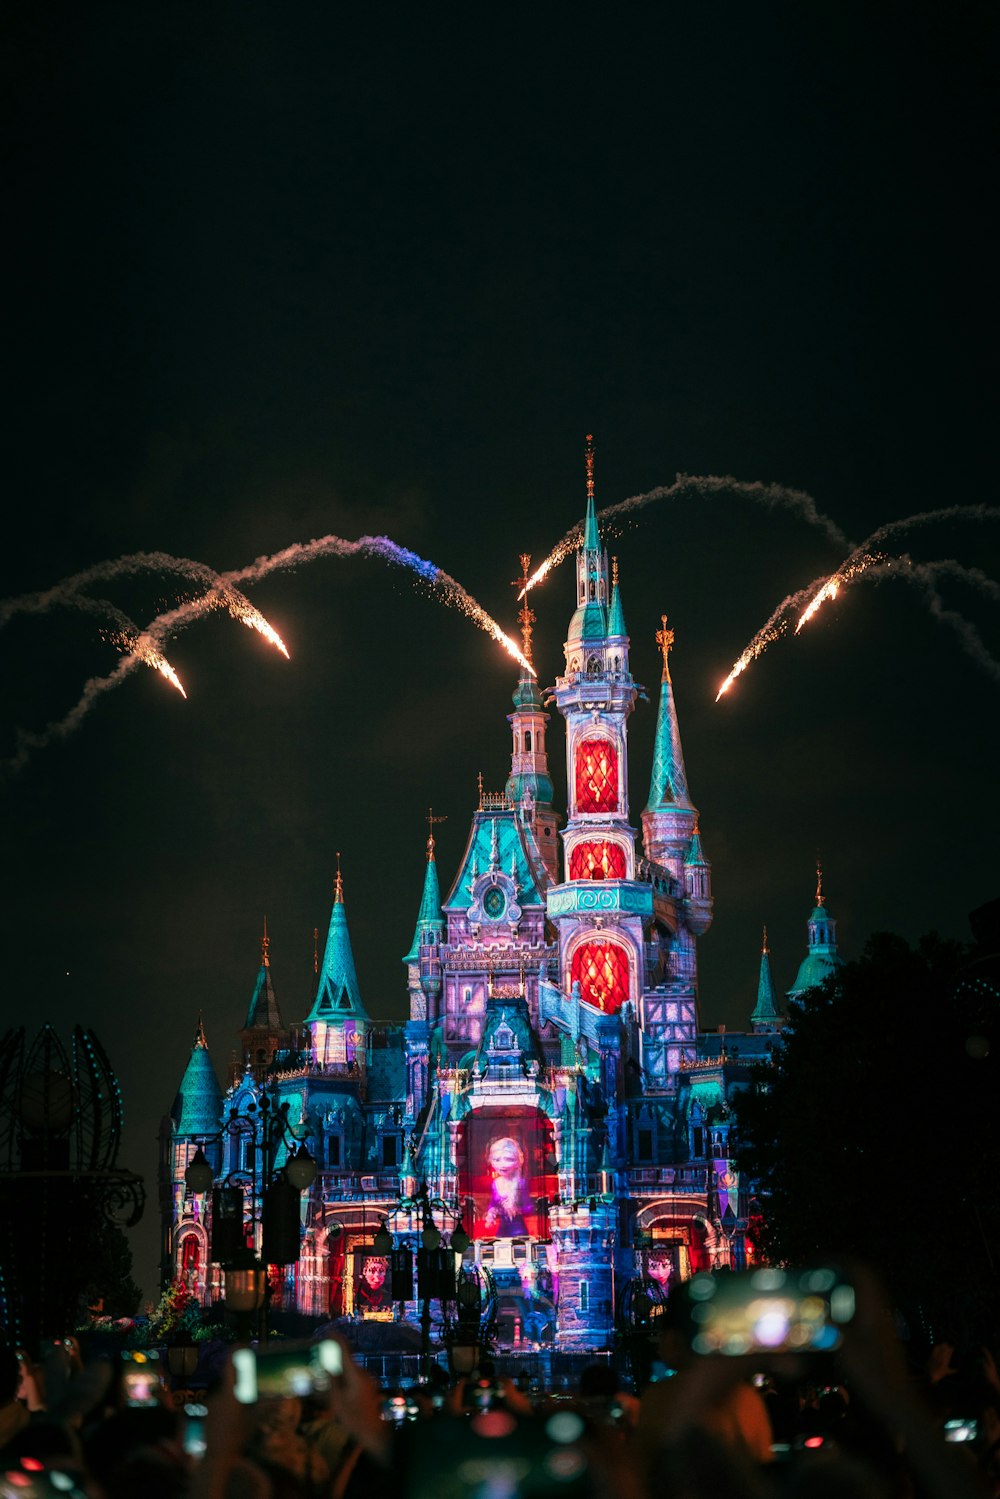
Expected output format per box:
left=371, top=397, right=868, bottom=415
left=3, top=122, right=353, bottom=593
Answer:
left=655, top=614, right=675, bottom=680
left=585, top=433, right=595, bottom=502
left=513, top=554, right=535, bottom=667
left=426, top=806, right=447, bottom=859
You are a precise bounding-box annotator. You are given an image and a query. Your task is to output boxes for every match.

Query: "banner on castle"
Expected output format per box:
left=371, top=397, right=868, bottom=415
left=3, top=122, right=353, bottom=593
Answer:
left=458, top=1108, right=558, bottom=1240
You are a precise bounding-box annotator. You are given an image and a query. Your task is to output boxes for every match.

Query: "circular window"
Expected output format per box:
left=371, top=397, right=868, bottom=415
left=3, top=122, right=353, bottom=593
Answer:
left=483, top=886, right=506, bottom=920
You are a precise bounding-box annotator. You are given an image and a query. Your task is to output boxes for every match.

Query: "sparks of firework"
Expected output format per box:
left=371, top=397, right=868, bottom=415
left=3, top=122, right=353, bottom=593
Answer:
left=229, top=600, right=290, bottom=658
left=149, top=652, right=187, bottom=697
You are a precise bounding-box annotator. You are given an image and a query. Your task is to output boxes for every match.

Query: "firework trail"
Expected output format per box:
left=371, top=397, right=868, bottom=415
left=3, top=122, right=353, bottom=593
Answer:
left=1, top=533, right=530, bottom=774
left=1, top=551, right=289, bottom=659
left=56, top=593, right=189, bottom=697
left=794, top=504, right=1000, bottom=633
left=520, top=474, right=853, bottom=595
left=716, top=540, right=1000, bottom=700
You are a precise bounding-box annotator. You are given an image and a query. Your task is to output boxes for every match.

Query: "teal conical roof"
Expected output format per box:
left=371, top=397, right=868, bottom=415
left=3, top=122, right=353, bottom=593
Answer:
left=646, top=621, right=693, bottom=812
left=245, top=921, right=283, bottom=1029
left=607, top=562, right=627, bottom=638
left=403, top=833, right=443, bottom=963
left=751, top=930, right=782, bottom=1026
left=171, top=1017, right=223, bottom=1136
left=307, top=865, right=368, bottom=1021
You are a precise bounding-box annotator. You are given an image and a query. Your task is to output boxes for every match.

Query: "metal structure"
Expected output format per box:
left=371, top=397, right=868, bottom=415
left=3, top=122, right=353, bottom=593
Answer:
left=0, top=1024, right=145, bottom=1352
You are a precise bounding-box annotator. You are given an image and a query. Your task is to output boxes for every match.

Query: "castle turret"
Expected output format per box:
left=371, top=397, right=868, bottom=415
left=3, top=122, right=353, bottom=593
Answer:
left=171, top=1015, right=223, bottom=1138
left=751, top=927, right=784, bottom=1032
left=788, top=864, right=845, bottom=999
left=307, top=858, right=370, bottom=1065
left=240, top=919, right=288, bottom=1079
left=548, top=436, right=647, bottom=1019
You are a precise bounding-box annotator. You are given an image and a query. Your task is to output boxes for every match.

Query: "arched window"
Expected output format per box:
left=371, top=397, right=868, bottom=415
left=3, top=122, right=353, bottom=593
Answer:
left=569, top=841, right=627, bottom=880
left=575, top=739, right=618, bottom=813
left=524, top=730, right=532, bottom=752
left=571, top=940, right=629, bottom=1014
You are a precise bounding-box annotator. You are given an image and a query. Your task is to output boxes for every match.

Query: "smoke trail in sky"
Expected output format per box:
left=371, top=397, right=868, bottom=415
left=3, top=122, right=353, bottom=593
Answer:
left=716, top=543, right=1000, bottom=699
left=794, top=505, right=1000, bottom=633
left=521, top=474, right=853, bottom=594
left=1, top=551, right=289, bottom=659
left=1, top=531, right=530, bottom=774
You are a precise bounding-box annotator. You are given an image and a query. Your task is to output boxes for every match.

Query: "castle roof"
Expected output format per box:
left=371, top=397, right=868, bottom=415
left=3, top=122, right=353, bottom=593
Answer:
left=751, top=930, right=783, bottom=1026
left=170, top=1017, right=223, bottom=1136
left=444, top=807, right=545, bottom=910
left=646, top=618, right=693, bottom=812
left=244, top=921, right=283, bottom=1030
left=403, top=832, right=443, bottom=964
left=307, top=863, right=369, bottom=1023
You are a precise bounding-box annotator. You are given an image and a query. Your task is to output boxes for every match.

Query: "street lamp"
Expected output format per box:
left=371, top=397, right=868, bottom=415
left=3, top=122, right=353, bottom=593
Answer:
left=182, top=1089, right=317, bottom=1339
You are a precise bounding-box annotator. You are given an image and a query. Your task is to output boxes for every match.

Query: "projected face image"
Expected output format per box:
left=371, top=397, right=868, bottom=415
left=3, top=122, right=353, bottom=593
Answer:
left=482, top=1135, right=531, bottom=1237
left=354, top=1253, right=391, bottom=1311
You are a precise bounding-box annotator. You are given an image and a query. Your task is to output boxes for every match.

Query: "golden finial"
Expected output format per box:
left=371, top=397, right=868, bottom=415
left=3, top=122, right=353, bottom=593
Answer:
left=762, top=925, right=769, bottom=955
left=655, top=613, right=675, bottom=682
left=612, top=556, right=619, bottom=589
left=514, top=554, right=535, bottom=667
left=261, top=915, right=270, bottom=967
left=312, top=927, right=319, bottom=976
left=585, top=434, right=595, bottom=501
left=195, top=1011, right=207, bottom=1047
left=334, top=852, right=344, bottom=904
left=426, top=806, right=447, bottom=861
left=477, top=771, right=484, bottom=809
left=815, top=859, right=824, bottom=907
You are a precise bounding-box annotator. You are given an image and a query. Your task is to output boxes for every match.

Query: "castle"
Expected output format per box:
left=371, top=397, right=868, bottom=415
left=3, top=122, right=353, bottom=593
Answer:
left=159, top=442, right=843, bottom=1350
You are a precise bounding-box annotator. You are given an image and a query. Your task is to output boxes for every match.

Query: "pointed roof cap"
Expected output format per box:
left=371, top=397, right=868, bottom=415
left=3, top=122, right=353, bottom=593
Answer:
left=512, top=554, right=544, bottom=708
left=607, top=556, right=627, bottom=637
left=171, top=1016, right=223, bottom=1135
left=307, top=856, right=369, bottom=1023
left=245, top=918, right=283, bottom=1030
left=646, top=616, right=694, bottom=812
left=583, top=434, right=600, bottom=551
left=751, top=927, right=782, bottom=1025
left=404, top=813, right=445, bottom=963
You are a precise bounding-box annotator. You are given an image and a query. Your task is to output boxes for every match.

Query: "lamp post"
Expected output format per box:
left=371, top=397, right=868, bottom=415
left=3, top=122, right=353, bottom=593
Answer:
left=376, top=1179, right=469, bottom=1374
left=183, top=1089, right=317, bottom=1341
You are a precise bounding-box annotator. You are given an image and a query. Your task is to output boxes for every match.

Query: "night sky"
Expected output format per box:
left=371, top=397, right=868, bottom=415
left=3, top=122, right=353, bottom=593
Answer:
left=4, top=4, right=998, bottom=1300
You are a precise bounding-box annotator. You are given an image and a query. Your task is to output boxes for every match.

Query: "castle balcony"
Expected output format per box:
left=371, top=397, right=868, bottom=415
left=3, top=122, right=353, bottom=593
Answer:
left=438, top=940, right=555, bottom=970
left=317, top=1171, right=401, bottom=1202
left=626, top=1165, right=708, bottom=1195
left=546, top=881, right=653, bottom=921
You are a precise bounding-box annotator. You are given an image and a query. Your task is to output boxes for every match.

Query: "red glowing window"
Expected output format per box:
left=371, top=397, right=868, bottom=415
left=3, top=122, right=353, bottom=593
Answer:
left=569, top=841, right=627, bottom=881
left=575, top=739, right=618, bottom=813
left=571, top=941, right=630, bottom=1014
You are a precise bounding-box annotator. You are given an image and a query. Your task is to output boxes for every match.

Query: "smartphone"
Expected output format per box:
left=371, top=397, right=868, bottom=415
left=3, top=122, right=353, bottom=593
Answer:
left=944, top=1419, right=978, bottom=1443
left=232, top=1339, right=343, bottom=1403
left=381, top=1393, right=409, bottom=1425
left=122, top=1350, right=163, bottom=1406
left=183, top=1401, right=209, bottom=1460
left=685, top=1267, right=855, bottom=1355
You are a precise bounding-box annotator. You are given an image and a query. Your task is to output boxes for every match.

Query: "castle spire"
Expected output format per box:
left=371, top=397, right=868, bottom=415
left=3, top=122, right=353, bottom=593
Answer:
left=751, top=925, right=784, bottom=1032
left=645, top=616, right=692, bottom=813
left=244, top=922, right=283, bottom=1031
left=607, top=556, right=627, bottom=639
left=404, top=813, right=445, bottom=964
left=583, top=433, right=599, bottom=551
left=261, top=915, right=270, bottom=967
left=307, top=858, right=368, bottom=1022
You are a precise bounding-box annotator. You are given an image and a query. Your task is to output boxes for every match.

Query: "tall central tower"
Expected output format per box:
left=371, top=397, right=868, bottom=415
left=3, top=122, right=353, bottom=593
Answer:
left=547, top=436, right=650, bottom=1019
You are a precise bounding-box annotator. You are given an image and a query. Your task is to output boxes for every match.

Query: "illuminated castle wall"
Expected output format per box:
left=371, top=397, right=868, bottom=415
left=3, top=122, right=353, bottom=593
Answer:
left=160, top=445, right=843, bottom=1349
